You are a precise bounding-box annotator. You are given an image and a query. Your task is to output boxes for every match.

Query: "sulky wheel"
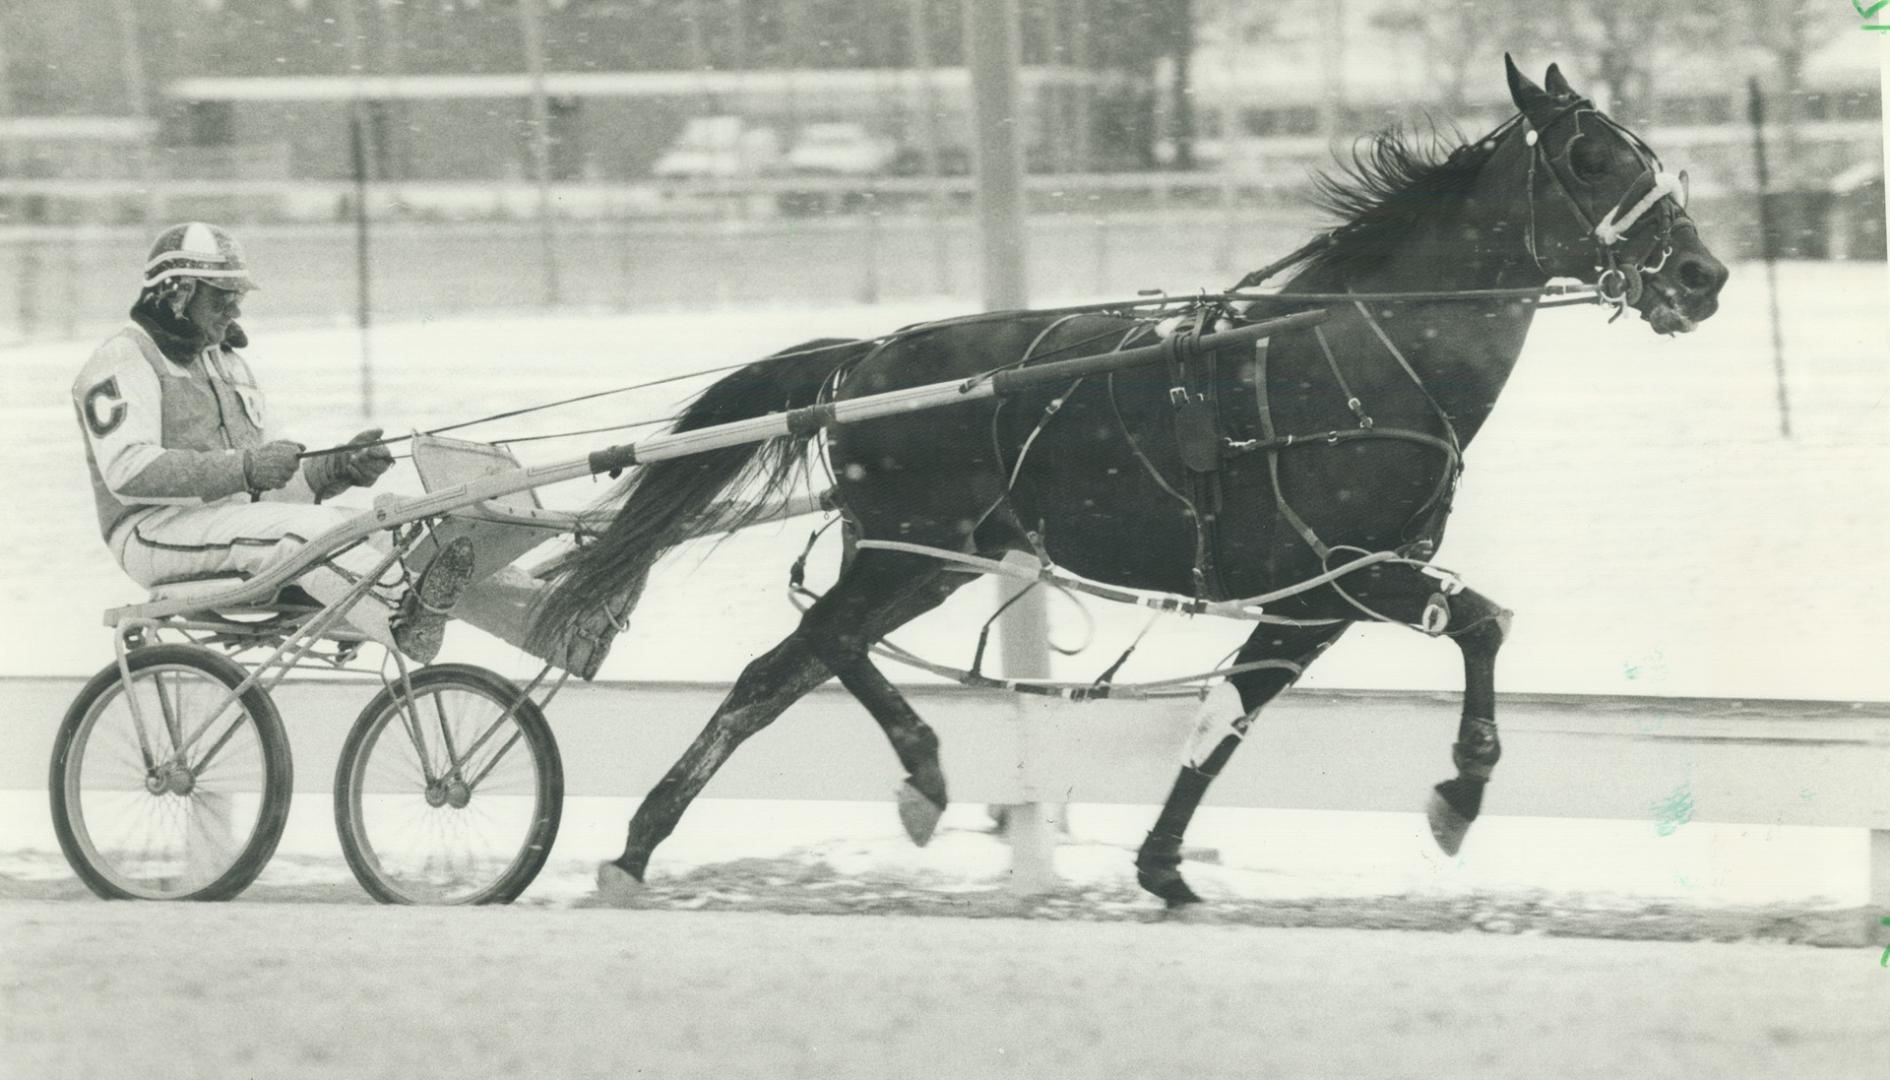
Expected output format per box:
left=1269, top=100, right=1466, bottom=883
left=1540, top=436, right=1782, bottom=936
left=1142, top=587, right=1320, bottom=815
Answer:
left=333, top=663, right=562, bottom=905
left=50, top=644, right=293, bottom=901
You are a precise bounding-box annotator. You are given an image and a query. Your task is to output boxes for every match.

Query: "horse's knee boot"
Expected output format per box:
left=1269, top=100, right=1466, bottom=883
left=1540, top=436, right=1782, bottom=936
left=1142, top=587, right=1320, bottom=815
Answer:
left=1430, top=718, right=1500, bottom=855
left=1452, top=717, right=1502, bottom=783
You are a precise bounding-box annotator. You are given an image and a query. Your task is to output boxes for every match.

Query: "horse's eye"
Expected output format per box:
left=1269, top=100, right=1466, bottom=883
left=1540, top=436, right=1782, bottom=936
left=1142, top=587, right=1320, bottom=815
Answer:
left=1568, top=137, right=1611, bottom=181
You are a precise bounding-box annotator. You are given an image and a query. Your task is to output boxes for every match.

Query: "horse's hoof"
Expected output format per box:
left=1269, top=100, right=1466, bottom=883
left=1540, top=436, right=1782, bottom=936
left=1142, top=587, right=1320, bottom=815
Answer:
left=594, top=860, right=645, bottom=907
left=1163, top=898, right=1217, bottom=922
left=1426, top=789, right=1473, bottom=856
left=1137, top=869, right=1203, bottom=908
left=897, top=780, right=944, bottom=847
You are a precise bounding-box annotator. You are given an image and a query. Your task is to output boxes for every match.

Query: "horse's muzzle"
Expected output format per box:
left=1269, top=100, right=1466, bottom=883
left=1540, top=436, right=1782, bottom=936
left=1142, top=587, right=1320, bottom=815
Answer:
left=1635, top=224, right=1728, bottom=335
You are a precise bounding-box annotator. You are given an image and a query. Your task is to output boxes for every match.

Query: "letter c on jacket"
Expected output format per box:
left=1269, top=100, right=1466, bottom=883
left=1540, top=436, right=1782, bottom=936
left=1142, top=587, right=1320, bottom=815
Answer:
left=83, top=377, right=128, bottom=437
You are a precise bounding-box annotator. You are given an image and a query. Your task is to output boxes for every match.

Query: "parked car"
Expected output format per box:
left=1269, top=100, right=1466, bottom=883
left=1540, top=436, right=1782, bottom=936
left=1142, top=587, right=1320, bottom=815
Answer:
left=781, top=122, right=898, bottom=176
left=888, top=143, right=972, bottom=177
left=772, top=123, right=898, bottom=215
left=651, top=116, right=781, bottom=180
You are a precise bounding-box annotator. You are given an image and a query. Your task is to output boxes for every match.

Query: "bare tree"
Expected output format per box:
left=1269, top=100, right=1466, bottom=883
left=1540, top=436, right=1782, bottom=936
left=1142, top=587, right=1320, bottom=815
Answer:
left=1708, top=0, right=1854, bottom=189
left=1167, top=0, right=1196, bottom=168
left=1574, top=1, right=1665, bottom=120
left=1367, top=0, right=1540, bottom=120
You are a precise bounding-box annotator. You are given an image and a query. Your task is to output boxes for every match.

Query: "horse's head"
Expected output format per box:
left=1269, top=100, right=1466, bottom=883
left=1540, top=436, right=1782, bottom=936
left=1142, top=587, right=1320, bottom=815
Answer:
left=1504, top=56, right=1727, bottom=334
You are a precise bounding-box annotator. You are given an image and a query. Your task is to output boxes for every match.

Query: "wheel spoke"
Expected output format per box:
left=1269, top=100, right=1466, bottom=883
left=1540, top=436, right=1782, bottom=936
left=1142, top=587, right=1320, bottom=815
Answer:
left=465, top=730, right=525, bottom=791
left=339, top=673, right=555, bottom=905
left=58, top=652, right=284, bottom=901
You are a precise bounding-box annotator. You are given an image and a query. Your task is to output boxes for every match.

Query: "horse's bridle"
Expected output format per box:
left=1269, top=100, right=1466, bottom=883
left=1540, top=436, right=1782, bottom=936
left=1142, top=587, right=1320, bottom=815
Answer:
left=1519, top=99, right=1691, bottom=320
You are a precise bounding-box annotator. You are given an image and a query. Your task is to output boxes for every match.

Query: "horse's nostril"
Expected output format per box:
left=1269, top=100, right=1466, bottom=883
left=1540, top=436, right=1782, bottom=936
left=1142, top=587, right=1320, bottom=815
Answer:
left=1678, top=258, right=1717, bottom=292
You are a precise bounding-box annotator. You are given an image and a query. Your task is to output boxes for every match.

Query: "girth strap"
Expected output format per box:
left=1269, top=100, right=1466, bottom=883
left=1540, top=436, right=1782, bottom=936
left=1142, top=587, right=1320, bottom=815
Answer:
left=1160, top=311, right=1229, bottom=600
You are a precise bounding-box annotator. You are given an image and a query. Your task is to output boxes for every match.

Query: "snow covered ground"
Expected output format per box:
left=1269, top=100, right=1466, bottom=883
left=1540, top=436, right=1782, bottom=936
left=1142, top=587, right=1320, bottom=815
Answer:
left=0, top=791, right=1874, bottom=943
left=5, top=900, right=1881, bottom=1080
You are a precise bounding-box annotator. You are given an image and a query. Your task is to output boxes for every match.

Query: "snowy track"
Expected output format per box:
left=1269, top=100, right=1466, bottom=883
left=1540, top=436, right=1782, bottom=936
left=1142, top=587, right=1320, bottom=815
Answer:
left=3, top=901, right=1883, bottom=1080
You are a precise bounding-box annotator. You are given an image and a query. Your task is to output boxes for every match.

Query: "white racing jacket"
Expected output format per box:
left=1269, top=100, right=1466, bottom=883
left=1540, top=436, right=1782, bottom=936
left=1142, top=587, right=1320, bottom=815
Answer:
left=73, top=321, right=330, bottom=550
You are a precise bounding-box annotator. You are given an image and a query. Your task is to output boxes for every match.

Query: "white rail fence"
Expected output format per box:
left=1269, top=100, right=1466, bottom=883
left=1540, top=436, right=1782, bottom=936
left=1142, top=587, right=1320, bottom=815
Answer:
left=7, top=677, right=1885, bottom=923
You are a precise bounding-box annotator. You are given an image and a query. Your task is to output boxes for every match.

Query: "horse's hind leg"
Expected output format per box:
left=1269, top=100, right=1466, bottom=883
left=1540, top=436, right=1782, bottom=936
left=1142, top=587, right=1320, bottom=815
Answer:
left=603, top=551, right=966, bottom=890
left=606, top=632, right=834, bottom=888
left=1136, top=623, right=1348, bottom=907
left=800, top=553, right=972, bottom=846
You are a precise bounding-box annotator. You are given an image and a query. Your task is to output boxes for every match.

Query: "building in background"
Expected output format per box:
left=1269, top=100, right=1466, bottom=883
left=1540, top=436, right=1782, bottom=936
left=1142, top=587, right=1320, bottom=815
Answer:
left=3, top=0, right=1878, bottom=205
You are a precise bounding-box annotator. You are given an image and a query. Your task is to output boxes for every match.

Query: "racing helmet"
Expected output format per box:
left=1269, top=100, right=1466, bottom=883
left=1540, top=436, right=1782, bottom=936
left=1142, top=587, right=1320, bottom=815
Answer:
left=142, top=222, right=258, bottom=293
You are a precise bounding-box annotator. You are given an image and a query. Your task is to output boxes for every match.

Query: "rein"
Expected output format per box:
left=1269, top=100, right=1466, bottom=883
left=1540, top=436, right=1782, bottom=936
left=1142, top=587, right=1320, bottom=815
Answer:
left=291, top=340, right=867, bottom=461
left=297, top=283, right=1599, bottom=464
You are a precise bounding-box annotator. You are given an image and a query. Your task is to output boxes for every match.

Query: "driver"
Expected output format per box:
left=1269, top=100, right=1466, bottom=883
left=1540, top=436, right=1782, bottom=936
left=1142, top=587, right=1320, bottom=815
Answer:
left=73, top=222, right=617, bottom=674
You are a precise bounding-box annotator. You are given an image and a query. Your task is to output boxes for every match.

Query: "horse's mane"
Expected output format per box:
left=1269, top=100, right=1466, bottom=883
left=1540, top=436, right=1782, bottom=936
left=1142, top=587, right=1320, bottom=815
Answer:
left=1277, top=115, right=1521, bottom=285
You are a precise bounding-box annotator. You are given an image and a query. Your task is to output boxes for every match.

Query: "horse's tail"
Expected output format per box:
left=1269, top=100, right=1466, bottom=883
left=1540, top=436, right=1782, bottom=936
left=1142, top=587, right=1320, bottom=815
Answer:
left=527, top=338, right=866, bottom=653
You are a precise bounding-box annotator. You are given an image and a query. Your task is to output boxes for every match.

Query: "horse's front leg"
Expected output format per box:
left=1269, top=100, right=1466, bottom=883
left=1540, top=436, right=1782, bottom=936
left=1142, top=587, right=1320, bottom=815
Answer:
left=1176, top=562, right=1512, bottom=868
left=1270, top=562, right=1514, bottom=857
left=1428, top=589, right=1512, bottom=855
left=1136, top=623, right=1349, bottom=907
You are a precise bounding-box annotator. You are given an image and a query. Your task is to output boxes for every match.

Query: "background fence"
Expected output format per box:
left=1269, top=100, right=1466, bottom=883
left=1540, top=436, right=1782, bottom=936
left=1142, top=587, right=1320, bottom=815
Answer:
left=3, top=177, right=1883, bottom=345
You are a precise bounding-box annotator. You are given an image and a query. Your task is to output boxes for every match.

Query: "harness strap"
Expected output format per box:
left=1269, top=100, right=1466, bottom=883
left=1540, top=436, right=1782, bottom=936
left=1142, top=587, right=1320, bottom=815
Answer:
left=1161, top=313, right=1223, bottom=475
left=1312, top=324, right=1374, bottom=430
left=1242, top=299, right=1467, bottom=566
left=1248, top=336, right=1332, bottom=559
left=856, top=538, right=1378, bottom=623
left=1151, top=312, right=1230, bottom=600
left=1223, top=425, right=1456, bottom=458
left=868, top=636, right=1308, bottom=702
left=1349, top=296, right=1462, bottom=456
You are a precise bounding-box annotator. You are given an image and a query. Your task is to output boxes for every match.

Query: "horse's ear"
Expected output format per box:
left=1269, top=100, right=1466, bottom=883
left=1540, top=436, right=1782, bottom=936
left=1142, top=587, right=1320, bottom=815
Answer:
left=1505, top=53, right=1559, bottom=129
left=1544, top=63, right=1576, bottom=99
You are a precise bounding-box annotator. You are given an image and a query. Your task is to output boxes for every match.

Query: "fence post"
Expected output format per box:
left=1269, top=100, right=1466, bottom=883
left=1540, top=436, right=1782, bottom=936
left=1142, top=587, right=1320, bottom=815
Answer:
left=17, top=235, right=39, bottom=339
left=517, top=0, right=561, bottom=308
left=965, top=0, right=1057, bottom=896
left=338, top=0, right=377, bottom=420
left=1746, top=77, right=1792, bottom=439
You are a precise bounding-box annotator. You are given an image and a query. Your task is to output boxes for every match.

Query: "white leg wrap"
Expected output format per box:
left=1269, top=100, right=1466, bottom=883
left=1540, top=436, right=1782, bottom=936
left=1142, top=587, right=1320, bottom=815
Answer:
left=1181, top=708, right=1256, bottom=770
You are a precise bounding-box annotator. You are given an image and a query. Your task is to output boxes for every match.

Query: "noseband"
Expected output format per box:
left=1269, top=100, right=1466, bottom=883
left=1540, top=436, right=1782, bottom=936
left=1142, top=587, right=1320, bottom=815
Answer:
left=1521, top=101, right=1690, bottom=320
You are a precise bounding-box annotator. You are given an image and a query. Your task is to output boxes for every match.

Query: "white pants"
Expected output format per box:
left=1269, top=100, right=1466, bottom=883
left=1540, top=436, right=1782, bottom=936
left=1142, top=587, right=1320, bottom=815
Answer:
left=114, top=501, right=544, bottom=655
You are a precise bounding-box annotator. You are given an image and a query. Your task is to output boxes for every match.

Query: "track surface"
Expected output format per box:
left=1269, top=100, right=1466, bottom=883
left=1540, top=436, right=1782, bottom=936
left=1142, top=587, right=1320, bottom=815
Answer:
left=2, top=901, right=1882, bottom=1080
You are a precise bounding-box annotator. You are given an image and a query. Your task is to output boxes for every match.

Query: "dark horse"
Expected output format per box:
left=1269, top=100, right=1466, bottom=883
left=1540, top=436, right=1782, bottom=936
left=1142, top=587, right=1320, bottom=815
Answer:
left=533, top=58, right=1726, bottom=907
